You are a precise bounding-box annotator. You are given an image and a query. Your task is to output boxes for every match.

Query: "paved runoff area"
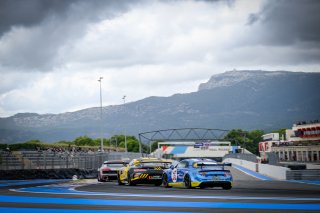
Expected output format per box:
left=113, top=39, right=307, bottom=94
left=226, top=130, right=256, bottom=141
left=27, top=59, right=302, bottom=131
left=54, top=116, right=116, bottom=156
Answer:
left=0, top=166, right=320, bottom=213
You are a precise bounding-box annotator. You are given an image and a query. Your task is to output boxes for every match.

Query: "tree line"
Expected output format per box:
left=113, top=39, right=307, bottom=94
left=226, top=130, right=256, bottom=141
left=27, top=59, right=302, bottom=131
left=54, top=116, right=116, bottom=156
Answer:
left=1, top=128, right=285, bottom=154
left=0, top=135, right=148, bottom=153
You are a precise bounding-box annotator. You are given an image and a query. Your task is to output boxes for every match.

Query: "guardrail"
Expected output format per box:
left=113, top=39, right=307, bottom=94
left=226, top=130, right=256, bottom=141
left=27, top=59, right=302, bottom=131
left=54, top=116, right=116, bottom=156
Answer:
left=0, top=151, right=143, bottom=170
left=287, top=170, right=320, bottom=180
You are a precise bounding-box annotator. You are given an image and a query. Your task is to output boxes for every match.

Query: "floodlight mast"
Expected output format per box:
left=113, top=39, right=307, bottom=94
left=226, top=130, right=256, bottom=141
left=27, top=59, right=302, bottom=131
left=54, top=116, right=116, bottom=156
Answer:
left=98, top=77, right=104, bottom=152
left=123, top=95, right=127, bottom=153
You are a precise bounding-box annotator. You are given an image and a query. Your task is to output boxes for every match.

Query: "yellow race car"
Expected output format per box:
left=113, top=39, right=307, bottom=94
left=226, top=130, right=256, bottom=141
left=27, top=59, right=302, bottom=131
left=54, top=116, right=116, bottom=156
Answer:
left=117, top=157, right=172, bottom=186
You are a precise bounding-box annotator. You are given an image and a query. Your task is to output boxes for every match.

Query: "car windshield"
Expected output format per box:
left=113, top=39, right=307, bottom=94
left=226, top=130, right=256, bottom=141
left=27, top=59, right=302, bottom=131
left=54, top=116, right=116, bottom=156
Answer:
left=103, top=163, right=124, bottom=168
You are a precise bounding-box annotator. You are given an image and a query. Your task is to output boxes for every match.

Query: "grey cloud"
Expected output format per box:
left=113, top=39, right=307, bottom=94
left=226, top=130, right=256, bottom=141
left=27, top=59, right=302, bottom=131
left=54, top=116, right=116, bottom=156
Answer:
left=248, top=0, right=320, bottom=45
left=0, top=0, right=140, bottom=36
left=0, top=0, right=140, bottom=72
left=246, top=13, right=259, bottom=25
left=0, top=0, right=79, bottom=37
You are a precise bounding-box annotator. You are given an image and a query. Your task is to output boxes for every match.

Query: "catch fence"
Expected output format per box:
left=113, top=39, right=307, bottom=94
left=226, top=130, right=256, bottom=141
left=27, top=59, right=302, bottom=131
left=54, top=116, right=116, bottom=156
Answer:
left=0, top=150, right=143, bottom=170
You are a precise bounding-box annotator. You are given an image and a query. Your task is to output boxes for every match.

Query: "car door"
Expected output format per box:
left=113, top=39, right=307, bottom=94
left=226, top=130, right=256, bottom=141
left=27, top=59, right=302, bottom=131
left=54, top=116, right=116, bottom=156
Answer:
left=119, top=164, right=130, bottom=181
left=175, top=160, right=189, bottom=183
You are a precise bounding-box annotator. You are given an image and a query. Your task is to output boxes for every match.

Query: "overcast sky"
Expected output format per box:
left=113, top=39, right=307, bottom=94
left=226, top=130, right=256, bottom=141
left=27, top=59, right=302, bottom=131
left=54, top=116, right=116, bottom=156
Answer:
left=0, top=0, right=319, bottom=117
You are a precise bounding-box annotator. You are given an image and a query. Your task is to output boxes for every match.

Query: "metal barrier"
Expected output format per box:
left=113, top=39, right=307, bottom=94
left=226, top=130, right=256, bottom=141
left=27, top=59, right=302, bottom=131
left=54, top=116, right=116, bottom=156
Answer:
left=0, top=151, right=143, bottom=170
left=287, top=170, right=320, bottom=180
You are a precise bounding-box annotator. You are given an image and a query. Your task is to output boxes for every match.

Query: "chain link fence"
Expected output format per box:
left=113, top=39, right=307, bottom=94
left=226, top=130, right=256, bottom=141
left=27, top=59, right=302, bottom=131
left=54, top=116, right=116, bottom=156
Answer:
left=0, top=150, right=144, bottom=170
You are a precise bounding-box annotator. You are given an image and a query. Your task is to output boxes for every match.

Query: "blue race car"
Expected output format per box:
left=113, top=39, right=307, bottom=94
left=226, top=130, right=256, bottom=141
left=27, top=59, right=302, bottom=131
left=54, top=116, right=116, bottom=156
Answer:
left=162, top=158, right=232, bottom=189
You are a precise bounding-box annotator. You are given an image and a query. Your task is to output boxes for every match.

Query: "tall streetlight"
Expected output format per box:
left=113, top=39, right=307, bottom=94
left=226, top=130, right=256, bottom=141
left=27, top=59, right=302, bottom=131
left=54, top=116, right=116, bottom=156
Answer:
left=98, top=77, right=104, bottom=152
left=122, top=95, right=127, bottom=153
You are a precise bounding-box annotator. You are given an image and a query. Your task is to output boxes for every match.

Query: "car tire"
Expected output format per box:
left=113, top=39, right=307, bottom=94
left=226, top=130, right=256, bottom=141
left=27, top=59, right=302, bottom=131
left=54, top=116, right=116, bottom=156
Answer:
left=127, top=173, right=136, bottom=186
left=184, top=175, right=193, bottom=189
left=117, top=172, right=124, bottom=185
left=162, top=174, right=172, bottom=188
left=222, top=184, right=232, bottom=190
left=154, top=182, right=162, bottom=186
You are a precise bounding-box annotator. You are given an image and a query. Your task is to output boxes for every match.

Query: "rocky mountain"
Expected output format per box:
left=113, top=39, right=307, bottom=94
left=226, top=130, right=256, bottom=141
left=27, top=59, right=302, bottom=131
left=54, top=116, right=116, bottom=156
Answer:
left=1, top=70, right=319, bottom=144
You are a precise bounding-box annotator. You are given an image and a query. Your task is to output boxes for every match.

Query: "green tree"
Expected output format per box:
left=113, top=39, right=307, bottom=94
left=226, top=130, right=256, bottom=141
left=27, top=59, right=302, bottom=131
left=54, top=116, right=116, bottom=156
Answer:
left=112, top=135, right=141, bottom=152
left=93, top=138, right=110, bottom=147
left=54, top=140, right=74, bottom=146
left=151, top=141, right=161, bottom=152
left=246, top=130, right=264, bottom=154
left=25, top=139, right=42, bottom=144
left=224, top=129, right=264, bottom=155
left=74, top=136, right=95, bottom=146
left=224, top=129, right=248, bottom=146
left=127, top=139, right=140, bottom=152
left=142, top=143, right=149, bottom=153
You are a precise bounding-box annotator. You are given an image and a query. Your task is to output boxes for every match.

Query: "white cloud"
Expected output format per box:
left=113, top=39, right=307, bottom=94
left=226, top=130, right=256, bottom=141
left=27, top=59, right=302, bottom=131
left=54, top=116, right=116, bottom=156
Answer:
left=0, top=0, right=319, bottom=117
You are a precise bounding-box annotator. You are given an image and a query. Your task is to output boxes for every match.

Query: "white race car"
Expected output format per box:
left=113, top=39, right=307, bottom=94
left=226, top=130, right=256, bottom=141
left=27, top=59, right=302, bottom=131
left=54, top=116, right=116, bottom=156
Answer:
left=97, top=160, right=128, bottom=182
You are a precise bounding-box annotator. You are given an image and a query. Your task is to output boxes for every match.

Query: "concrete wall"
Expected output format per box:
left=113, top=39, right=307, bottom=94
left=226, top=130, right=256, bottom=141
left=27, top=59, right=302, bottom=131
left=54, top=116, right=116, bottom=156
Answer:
left=259, top=163, right=289, bottom=180
left=223, top=158, right=257, bottom=172
left=223, top=158, right=289, bottom=180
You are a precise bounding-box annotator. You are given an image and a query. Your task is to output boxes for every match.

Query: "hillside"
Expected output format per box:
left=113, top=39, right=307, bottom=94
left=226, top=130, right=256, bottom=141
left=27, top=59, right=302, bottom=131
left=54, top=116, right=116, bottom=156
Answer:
left=1, top=70, right=319, bottom=144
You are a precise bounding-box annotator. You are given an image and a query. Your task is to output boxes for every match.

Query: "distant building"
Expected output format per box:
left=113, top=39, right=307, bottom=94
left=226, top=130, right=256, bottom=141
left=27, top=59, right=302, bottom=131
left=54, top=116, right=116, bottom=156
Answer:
left=259, top=120, right=320, bottom=163
left=151, top=141, right=240, bottom=161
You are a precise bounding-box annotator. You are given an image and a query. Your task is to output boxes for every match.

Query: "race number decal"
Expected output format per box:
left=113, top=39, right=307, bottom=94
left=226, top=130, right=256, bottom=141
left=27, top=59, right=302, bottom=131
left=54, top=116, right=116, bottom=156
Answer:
left=171, top=168, right=178, bottom=182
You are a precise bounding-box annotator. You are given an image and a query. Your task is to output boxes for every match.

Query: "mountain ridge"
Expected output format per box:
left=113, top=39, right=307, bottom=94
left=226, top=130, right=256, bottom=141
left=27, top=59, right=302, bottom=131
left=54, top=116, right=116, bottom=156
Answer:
left=1, top=70, right=319, bottom=144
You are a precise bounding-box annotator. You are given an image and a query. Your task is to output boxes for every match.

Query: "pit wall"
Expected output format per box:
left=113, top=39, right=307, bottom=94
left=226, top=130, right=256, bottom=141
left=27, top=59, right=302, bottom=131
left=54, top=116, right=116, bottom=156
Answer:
left=223, top=158, right=289, bottom=180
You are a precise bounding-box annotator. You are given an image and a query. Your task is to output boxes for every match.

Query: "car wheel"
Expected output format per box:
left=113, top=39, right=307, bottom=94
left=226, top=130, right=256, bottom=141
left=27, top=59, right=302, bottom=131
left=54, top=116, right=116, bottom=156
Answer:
left=97, top=174, right=101, bottom=182
left=162, top=174, right=172, bottom=188
left=184, top=175, right=193, bottom=189
left=222, top=184, right=232, bottom=190
left=127, top=174, right=136, bottom=186
left=117, top=172, right=124, bottom=185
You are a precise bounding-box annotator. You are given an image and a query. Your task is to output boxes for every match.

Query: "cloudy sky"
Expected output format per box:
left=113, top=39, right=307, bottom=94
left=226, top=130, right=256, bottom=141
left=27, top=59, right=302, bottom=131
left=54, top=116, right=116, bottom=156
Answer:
left=0, top=0, right=319, bottom=117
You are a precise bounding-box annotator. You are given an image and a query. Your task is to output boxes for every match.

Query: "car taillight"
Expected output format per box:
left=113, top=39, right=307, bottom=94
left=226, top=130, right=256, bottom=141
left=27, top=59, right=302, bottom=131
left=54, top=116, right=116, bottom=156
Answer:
left=199, top=172, right=207, bottom=176
left=224, top=172, right=231, bottom=177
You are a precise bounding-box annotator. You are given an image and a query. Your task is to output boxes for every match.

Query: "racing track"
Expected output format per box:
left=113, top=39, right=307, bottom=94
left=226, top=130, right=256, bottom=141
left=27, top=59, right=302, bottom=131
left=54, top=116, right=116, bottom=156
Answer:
left=0, top=166, right=320, bottom=213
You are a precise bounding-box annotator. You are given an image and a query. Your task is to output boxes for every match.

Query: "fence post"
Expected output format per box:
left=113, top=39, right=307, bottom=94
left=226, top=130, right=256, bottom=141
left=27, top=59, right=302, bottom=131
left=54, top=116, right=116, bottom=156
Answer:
left=44, top=152, right=46, bottom=169
left=51, top=153, right=54, bottom=169
left=6, top=155, right=8, bottom=170
left=66, top=154, right=69, bottom=169
left=22, top=155, right=25, bottom=170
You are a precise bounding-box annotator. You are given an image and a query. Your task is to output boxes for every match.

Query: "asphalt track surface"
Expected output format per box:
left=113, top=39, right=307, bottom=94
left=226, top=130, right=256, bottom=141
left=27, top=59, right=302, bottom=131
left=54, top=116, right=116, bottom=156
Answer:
left=0, top=166, right=320, bottom=213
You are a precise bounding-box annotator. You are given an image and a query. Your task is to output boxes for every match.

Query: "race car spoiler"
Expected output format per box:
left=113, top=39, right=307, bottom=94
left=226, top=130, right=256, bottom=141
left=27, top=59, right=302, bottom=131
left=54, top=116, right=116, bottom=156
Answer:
left=197, top=162, right=232, bottom=170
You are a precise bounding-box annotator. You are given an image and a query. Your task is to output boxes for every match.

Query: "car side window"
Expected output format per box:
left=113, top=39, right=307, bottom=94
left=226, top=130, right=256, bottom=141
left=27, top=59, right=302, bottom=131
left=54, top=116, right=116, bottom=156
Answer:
left=176, top=161, right=188, bottom=168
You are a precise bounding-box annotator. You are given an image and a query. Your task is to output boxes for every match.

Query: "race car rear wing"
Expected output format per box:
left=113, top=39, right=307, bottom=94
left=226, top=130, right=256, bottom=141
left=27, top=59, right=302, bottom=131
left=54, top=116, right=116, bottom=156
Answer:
left=197, top=162, right=232, bottom=170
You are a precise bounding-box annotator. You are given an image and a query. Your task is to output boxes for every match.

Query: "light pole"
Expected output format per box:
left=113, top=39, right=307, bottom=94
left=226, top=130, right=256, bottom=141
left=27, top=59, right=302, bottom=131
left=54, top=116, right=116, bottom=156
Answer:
left=123, top=95, right=127, bottom=153
left=98, top=77, right=104, bottom=152
left=111, top=136, right=118, bottom=151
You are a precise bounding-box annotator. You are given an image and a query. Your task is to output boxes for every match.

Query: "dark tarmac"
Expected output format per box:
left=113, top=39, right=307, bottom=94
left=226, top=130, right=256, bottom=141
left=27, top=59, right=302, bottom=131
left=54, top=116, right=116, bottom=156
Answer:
left=0, top=167, right=319, bottom=213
